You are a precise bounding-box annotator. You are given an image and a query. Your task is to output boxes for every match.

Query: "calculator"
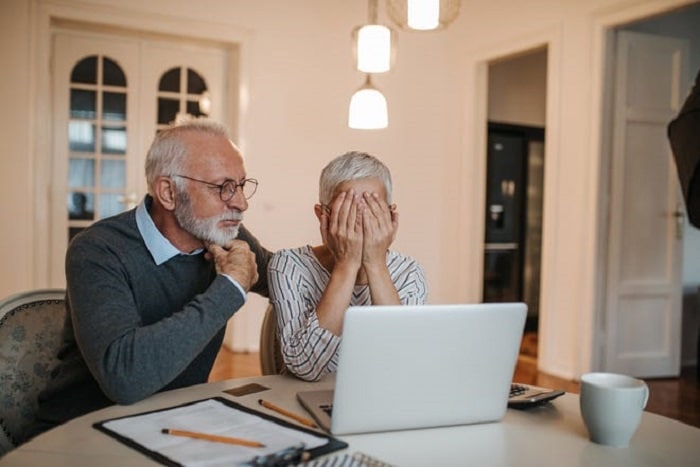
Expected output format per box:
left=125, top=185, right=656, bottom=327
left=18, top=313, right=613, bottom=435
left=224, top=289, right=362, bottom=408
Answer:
left=508, top=383, right=565, bottom=409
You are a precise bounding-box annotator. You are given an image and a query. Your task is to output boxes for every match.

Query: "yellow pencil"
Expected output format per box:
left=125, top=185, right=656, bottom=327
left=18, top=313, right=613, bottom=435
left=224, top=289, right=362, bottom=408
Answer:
left=258, top=399, right=318, bottom=428
left=161, top=428, right=265, bottom=448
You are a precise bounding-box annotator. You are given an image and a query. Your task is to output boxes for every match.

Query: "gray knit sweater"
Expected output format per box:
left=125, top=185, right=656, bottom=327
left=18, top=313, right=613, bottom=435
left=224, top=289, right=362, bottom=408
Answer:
left=31, top=202, right=270, bottom=435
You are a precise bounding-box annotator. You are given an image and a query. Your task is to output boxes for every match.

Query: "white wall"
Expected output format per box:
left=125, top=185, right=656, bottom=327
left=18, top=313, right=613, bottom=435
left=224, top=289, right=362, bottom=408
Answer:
left=488, top=48, right=547, bottom=127
left=1, top=0, right=696, bottom=378
left=0, top=1, right=34, bottom=297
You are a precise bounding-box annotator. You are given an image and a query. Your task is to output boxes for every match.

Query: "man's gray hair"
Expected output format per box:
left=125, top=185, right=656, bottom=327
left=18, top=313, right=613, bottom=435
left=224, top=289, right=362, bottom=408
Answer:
left=319, top=151, right=393, bottom=205
left=144, top=118, right=230, bottom=193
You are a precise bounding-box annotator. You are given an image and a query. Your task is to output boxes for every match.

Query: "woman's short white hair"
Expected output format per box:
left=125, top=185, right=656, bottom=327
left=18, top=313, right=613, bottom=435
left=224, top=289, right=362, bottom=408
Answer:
left=319, top=151, right=392, bottom=205
left=144, top=118, right=230, bottom=193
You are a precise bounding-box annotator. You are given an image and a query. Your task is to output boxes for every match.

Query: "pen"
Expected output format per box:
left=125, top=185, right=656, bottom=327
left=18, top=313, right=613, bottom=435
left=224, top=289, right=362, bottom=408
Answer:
left=244, top=443, right=311, bottom=466
left=258, top=399, right=317, bottom=428
left=161, top=428, right=265, bottom=448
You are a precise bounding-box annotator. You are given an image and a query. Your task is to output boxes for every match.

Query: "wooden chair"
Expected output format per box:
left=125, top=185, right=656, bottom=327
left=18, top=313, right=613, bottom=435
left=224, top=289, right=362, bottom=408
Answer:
left=0, top=289, right=65, bottom=455
left=258, top=303, right=286, bottom=375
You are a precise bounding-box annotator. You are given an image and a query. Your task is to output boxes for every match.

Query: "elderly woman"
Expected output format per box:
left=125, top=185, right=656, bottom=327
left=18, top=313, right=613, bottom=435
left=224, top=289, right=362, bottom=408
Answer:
left=268, top=151, right=428, bottom=381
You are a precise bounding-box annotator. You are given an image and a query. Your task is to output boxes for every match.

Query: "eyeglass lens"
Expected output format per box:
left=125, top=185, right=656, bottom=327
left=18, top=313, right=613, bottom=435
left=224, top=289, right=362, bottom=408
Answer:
left=221, top=179, right=258, bottom=201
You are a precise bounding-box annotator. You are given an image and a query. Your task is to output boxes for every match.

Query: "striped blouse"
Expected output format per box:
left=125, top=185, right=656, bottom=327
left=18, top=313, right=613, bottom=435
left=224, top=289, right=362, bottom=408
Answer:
left=267, top=245, right=428, bottom=381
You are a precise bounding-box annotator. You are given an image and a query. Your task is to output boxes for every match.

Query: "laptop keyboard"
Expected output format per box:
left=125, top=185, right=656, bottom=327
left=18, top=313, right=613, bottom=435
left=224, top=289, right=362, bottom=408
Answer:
left=510, top=383, right=529, bottom=397
left=314, top=384, right=560, bottom=419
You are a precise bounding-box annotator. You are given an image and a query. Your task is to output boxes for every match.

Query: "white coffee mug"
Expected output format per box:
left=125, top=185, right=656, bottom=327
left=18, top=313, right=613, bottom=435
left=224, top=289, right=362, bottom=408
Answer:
left=579, top=372, right=649, bottom=447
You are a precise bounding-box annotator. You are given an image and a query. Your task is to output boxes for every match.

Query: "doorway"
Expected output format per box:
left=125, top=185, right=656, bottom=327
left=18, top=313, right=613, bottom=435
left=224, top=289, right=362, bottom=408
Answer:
left=485, top=47, right=547, bottom=362
left=599, top=3, right=700, bottom=377
left=484, top=123, right=544, bottom=329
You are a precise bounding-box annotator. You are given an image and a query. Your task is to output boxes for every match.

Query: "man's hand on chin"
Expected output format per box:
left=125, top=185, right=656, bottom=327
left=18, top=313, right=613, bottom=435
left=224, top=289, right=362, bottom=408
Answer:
left=206, top=240, right=258, bottom=291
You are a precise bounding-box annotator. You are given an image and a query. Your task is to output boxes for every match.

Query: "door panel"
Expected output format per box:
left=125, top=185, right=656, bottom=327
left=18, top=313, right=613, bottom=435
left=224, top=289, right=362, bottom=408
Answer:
left=135, top=40, right=228, bottom=198
left=52, top=33, right=141, bottom=285
left=604, top=31, right=688, bottom=377
left=51, top=29, right=229, bottom=286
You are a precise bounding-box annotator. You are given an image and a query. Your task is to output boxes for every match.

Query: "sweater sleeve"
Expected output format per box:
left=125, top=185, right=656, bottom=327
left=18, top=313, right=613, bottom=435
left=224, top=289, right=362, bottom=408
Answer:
left=237, top=224, right=272, bottom=297
left=65, top=234, right=245, bottom=404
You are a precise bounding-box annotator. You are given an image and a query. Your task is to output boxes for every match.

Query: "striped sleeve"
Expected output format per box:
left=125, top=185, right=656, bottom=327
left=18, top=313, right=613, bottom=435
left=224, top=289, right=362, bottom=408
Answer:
left=267, top=248, right=341, bottom=381
left=387, top=251, right=428, bottom=305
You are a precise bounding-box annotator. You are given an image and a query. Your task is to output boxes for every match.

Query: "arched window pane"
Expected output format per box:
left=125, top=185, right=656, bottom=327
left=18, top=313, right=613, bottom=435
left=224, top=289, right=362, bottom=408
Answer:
left=99, top=193, right=123, bottom=218
left=156, top=67, right=210, bottom=127
left=187, top=68, right=207, bottom=94
left=71, top=56, right=97, bottom=84
left=103, top=92, right=126, bottom=121
left=159, top=68, right=180, bottom=92
left=101, top=126, right=127, bottom=154
left=68, top=159, right=95, bottom=188
left=102, top=57, right=126, bottom=86
left=187, top=100, right=205, bottom=117
left=68, top=192, right=95, bottom=220
left=70, top=89, right=96, bottom=119
left=158, top=98, right=179, bottom=124
left=68, top=121, right=96, bottom=152
left=101, top=160, right=126, bottom=188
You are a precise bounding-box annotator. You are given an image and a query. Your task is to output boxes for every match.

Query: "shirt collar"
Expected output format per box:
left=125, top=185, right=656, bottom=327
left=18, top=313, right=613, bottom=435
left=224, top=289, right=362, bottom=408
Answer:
left=136, top=195, right=203, bottom=265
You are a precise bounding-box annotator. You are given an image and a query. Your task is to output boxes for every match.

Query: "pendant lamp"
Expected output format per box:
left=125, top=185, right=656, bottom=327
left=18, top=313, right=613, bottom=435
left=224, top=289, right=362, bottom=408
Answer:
left=348, top=75, right=388, bottom=130
left=386, top=0, right=461, bottom=31
left=353, top=0, right=396, bottom=73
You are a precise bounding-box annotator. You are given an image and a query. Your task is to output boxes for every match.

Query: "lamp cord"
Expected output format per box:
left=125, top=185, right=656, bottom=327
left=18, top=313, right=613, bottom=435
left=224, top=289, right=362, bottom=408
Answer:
left=368, top=0, right=378, bottom=23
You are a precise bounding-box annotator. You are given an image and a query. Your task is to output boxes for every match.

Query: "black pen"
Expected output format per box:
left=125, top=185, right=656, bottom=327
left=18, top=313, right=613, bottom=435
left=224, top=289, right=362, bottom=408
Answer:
left=243, top=443, right=310, bottom=466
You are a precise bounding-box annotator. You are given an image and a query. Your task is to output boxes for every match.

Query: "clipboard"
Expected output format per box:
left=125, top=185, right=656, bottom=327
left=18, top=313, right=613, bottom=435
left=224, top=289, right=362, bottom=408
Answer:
left=93, top=397, right=348, bottom=466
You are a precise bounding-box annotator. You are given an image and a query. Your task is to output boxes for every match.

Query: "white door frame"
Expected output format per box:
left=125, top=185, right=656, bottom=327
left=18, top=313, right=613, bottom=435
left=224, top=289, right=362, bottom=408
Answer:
left=463, top=27, right=573, bottom=377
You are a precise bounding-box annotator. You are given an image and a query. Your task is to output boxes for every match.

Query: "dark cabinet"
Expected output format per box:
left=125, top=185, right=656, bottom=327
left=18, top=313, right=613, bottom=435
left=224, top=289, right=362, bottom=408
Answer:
left=483, top=122, right=544, bottom=326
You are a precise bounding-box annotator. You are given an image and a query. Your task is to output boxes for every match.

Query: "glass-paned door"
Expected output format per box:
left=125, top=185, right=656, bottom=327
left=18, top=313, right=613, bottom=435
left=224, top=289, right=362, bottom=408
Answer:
left=51, top=30, right=229, bottom=286
left=67, top=55, right=129, bottom=241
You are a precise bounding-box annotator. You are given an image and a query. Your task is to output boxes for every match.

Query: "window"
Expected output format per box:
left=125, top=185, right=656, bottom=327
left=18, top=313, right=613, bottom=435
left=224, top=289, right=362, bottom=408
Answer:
left=67, top=55, right=128, bottom=240
left=157, top=67, right=210, bottom=128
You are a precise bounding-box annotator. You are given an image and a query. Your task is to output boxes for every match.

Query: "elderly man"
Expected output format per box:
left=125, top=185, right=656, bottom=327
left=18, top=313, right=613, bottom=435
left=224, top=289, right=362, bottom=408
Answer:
left=29, top=119, right=270, bottom=439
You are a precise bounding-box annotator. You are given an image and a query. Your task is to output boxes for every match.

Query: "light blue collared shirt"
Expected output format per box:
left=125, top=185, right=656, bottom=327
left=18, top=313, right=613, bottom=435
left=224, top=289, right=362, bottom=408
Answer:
left=135, top=196, right=246, bottom=298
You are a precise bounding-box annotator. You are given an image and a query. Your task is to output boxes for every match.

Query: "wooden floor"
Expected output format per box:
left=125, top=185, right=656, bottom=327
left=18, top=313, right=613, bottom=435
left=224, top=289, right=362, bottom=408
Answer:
left=210, top=347, right=700, bottom=429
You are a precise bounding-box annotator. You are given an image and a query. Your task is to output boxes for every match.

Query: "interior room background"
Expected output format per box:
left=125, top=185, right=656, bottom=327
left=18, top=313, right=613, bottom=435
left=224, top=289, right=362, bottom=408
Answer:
left=1, top=0, right=699, bottom=382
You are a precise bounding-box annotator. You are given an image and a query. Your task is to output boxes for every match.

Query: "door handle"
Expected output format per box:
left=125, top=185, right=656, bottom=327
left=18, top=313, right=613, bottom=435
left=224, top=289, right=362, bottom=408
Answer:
left=673, top=203, right=685, bottom=239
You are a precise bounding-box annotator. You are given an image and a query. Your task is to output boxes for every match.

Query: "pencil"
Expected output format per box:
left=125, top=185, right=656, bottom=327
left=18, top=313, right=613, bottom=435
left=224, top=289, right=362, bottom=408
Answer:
left=161, top=428, right=265, bottom=448
left=258, top=399, right=317, bottom=428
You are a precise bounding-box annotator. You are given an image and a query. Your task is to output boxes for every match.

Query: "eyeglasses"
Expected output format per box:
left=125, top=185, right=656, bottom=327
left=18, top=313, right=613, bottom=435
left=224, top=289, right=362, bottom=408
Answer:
left=174, top=175, right=258, bottom=201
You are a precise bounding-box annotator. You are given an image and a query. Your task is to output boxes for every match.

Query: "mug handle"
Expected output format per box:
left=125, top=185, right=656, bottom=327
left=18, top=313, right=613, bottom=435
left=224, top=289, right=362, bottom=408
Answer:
left=641, top=383, right=649, bottom=409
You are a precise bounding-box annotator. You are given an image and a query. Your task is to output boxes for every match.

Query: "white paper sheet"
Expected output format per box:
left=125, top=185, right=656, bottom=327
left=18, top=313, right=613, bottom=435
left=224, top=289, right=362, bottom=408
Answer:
left=100, top=398, right=329, bottom=466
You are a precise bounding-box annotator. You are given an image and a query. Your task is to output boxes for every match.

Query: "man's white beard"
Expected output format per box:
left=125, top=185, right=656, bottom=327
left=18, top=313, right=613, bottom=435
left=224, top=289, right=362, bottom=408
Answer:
left=174, top=191, right=243, bottom=246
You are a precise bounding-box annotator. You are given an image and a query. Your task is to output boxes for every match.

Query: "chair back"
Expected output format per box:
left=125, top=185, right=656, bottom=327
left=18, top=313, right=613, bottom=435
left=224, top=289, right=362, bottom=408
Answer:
left=0, top=289, right=65, bottom=455
left=259, top=303, right=286, bottom=375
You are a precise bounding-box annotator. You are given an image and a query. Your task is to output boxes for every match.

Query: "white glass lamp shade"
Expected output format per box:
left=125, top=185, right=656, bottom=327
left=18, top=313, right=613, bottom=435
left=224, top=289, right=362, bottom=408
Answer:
left=408, top=0, right=440, bottom=30
left=348, top=80, right=388, bottom=130
left=354, top=24, right=394, bottom=73
left=387, top=0, right=461, bottom=31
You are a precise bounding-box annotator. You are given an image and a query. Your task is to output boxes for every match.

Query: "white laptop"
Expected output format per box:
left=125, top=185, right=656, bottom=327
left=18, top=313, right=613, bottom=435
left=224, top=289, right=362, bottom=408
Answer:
left=296, top=302, right=527, bottom=435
